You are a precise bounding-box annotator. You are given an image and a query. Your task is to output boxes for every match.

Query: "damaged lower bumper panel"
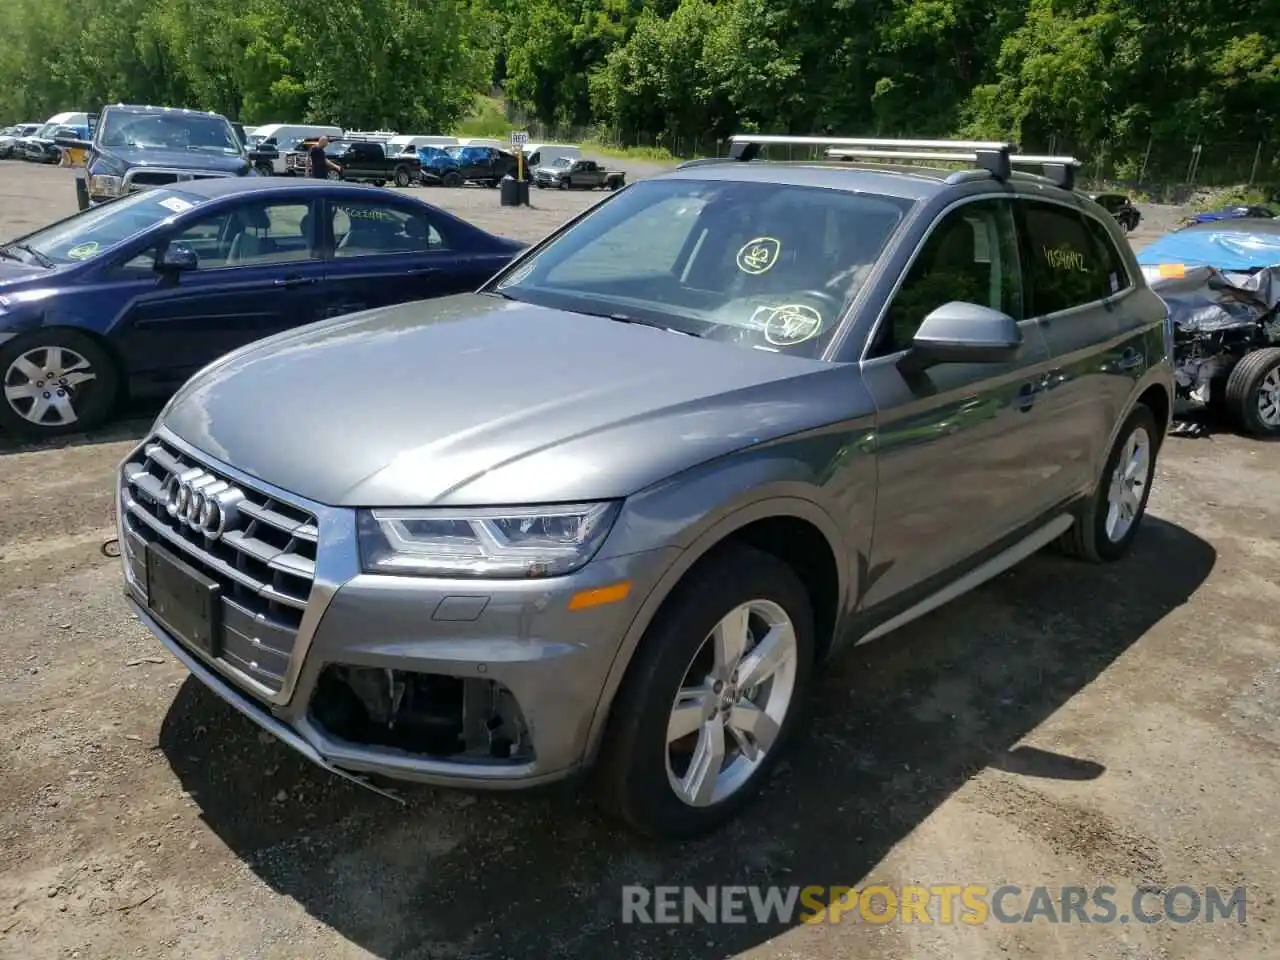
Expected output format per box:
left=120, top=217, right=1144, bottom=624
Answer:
left=127, top=596, right=570, bottom=799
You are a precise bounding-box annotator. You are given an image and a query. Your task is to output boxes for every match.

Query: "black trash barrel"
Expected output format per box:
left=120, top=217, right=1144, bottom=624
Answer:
left=499, top=175, right=530, bottom=207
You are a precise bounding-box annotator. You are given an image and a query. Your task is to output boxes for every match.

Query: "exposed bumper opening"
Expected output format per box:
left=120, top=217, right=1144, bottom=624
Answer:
left=310, top=665, right=533, bottom=763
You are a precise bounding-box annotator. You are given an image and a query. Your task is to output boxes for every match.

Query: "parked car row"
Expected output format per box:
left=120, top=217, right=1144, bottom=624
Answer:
left=0, top=112, right=94, bottom=164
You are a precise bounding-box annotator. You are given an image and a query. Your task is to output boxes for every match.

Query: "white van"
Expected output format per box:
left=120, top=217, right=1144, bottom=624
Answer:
left=456, top=137, right=505, bottom=150
left=387, top=134, right=458, bottom=156
left=253, top=123, right=344, bottom=172
left=522, top=142, right=581, bottom=169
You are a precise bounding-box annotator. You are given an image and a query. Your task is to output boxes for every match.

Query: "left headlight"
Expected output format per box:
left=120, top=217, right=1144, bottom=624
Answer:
left=357, top=502, right=622, bottom=579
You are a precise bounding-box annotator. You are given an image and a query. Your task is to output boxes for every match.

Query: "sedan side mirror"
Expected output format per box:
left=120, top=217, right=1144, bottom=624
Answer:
left=899, top=301, right=1022, bottom=373
left=157, top=243, right=198, bottom=273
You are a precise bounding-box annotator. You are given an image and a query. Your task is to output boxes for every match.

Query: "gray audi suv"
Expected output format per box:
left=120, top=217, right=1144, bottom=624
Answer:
left=117, top=135, right=1174, bottom=839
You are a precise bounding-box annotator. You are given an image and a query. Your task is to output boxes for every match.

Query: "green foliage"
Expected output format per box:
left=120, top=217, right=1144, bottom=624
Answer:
left=2, top=0, right=1277, bottom=188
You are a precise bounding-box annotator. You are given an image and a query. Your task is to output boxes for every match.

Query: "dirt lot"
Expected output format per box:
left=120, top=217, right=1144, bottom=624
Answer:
left=0, top=162, right=1277, bottom=960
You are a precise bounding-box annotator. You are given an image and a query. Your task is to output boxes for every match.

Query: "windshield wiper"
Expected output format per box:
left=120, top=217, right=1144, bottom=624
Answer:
left=0, top=247, right=23, bottom=263
left=600, top=311, right=702, bottom=337
left=12, top=243, right=54, bottom=268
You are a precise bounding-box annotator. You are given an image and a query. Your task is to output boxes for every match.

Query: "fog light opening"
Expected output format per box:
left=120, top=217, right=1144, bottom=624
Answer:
left=310, top=665, right=532, bottom=762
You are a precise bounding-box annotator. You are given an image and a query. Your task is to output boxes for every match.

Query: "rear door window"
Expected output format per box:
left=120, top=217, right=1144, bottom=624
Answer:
left=1020, top=201, right=1117, bottom=316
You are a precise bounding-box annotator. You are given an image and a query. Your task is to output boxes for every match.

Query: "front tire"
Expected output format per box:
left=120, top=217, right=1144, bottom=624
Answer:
left=393, top=166, right=411, bottom=188
left=0, top=329, right=120, bottom=440
left=596, top=544, right=815, bottom=839
left=442, top=171, right=462, bottom=188
left=1224, top=346, right=1280, bottom=437
left=1058, top=403, right=1158, bottom=562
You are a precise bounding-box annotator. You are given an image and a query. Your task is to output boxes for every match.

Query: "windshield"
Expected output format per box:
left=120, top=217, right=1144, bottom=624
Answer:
left=6, top=188, right=205, bottom=266
left=548, top=157, right=572, bottom=169
left=34, top=123, right=59, bottom=138
left=487, top=178, right=910, bottom=359
left=99, top=111, right=241, bottom=155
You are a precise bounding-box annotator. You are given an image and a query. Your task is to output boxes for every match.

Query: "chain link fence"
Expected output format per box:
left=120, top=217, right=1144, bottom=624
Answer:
left=508, top=110, right=1279, bottom=199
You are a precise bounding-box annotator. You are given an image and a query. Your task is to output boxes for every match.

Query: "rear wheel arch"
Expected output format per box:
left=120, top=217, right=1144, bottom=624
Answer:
left=582, top=496, right=850, bottom=769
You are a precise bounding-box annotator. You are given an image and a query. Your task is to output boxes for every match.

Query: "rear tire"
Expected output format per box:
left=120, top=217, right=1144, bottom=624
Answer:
left=0, top=328, right=120, bottom=440
left=443, top=171, right=462, bottom=188
left=1224, top=347, right=1280, bottom=438
left=595, top=544, right=815, bottom=839
left=1058, top=403, right=1158, bottom=562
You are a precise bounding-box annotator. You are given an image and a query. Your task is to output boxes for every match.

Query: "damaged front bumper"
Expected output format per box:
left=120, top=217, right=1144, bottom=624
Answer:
left=117, top=432, right=677, bottom=799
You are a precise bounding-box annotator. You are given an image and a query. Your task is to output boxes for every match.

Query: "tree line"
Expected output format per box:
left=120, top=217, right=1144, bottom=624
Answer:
left=2, top=0, right=1277, bottom=182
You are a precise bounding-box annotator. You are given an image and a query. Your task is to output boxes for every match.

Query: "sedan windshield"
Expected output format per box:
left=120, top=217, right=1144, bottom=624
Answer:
left=6, top=188, right=205, bottom=266
left=487, top=178, right=910, bottom=359
left=99, top=111, right=241, bottom=155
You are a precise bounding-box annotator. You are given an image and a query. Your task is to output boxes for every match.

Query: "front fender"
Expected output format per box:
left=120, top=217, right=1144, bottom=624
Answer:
left=582, top=444, right=865, bottom=766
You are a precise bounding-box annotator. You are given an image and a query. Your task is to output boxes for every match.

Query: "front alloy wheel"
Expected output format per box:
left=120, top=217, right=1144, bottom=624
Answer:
left=597, top=544, right=814, bottom=839
left=665, top=600, right=799, bottom=807
left=0, top=332, right=119, bottom=439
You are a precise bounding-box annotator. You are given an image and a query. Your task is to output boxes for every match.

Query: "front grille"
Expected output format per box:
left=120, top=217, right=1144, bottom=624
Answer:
left=121, top=437, right=318, bottom=695
left=129, top=171, right=182, bottom=187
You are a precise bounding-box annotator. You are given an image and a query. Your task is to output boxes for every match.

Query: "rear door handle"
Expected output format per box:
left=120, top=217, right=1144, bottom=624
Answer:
left=407, top=266, right=439, bottom=276
left=274, top=276, right=318, bottom=288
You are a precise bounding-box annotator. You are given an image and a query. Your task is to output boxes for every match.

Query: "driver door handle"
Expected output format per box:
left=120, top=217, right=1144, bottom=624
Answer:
left=274, top=275, right=318, bottom=288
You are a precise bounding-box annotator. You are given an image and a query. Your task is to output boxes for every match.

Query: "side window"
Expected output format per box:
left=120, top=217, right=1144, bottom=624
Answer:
left=164, top=201, right=315, bottom=270
left=331, top=200, right=448, bottom=257
left=873, top=199, right=1024, bottom=357
left=1020, top=201, right=1116, bottom=316
left=1082, top=215, right=1132, bottom=297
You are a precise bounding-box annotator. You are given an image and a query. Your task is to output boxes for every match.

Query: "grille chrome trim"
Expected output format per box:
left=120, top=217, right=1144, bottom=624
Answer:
left=122, top=167, right=238, bottom=193
left=118, top=427, right=359, bottom=706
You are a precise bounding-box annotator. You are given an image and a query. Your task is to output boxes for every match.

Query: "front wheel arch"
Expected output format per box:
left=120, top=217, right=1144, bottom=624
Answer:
left=582, top=497, right=848, bottom=770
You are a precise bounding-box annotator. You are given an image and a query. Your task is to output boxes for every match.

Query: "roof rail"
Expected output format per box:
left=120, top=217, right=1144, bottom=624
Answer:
left=725, top=134, right=1080, bottom=190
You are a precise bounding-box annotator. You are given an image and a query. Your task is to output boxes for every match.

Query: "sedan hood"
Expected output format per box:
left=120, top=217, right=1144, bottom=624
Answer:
left=0, top=260, right=51, bottom=288
left=97, top=146, right=249, bottom=175
left=163, top=295, right=843, bottom=507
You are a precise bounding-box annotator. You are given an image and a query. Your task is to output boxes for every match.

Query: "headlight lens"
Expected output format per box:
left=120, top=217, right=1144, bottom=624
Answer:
left=88, top=174, right=123, bottom=197
left=357, top=502, right=621, bottom=578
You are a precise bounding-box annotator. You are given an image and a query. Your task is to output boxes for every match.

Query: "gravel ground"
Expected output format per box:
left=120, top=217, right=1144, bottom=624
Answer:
left=0, top=162, right=1277, bottom=960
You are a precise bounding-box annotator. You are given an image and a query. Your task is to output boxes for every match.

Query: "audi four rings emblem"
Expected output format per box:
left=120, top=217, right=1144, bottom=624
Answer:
left=165, top=468, right=246, bottom=537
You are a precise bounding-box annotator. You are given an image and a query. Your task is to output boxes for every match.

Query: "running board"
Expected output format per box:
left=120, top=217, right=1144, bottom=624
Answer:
left=854, top=514, right=1074, bottom=647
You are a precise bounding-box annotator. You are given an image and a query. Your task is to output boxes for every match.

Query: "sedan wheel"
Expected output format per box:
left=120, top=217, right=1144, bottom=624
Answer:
left=596, top=544, right=814, bottom=839
left=0, top=333, right=119, bottom=439
left=1225, top=346, right=1280, bottom=437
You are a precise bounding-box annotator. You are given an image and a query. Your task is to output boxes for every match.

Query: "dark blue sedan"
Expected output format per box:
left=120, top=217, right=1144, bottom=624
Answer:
left=0, top=178, right=525, bottom=438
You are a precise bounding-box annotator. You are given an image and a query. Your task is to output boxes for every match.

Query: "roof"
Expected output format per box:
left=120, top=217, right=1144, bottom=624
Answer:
left=1137, top=219, right=1280, bottom=269
left=166, top=177, right=391, bottom=200
left=105, top=104, right=228, bottom=120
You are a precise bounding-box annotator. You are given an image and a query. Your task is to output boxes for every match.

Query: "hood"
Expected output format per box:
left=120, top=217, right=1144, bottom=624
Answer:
left=536, top=165, right=567, bottom=175
left=95, top=146, right=249, bottom=174
left=0, top=260, right=52, bottom=289
left=162, top=294, right=846, bottom=507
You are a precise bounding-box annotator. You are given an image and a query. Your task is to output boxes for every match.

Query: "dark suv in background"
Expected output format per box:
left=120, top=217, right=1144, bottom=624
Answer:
left=60, top=104, right=250, bottom=209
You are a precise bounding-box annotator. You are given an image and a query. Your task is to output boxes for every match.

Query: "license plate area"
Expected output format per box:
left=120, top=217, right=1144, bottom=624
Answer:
left=145, top=542, right=222, bottom=657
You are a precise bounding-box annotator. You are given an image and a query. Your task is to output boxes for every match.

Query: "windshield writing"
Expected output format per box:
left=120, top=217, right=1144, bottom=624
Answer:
left=488, top=179, right=909, bottom=359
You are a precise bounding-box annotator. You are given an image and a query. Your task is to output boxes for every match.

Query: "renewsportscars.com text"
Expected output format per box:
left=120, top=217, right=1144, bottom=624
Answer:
left=621, top=884, right=1248, bottom=926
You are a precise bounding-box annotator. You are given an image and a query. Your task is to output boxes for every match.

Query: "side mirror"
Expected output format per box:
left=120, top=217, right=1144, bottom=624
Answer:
left=899, top=301, right=1022, bottom=373
left=157, top=243, right=198, bottom=273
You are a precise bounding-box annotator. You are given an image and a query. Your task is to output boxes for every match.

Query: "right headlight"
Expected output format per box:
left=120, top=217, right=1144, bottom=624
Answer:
left=88, top=173, right=124, bottom=197
left=356, top=502, right=621, bottom=579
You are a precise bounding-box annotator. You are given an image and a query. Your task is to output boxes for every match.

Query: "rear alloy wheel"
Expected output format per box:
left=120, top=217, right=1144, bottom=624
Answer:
left=1224, top=347, right=1280, bottom=438
left=393, top=167, right=412, bottom=188
left=596, top=544, right=814, bottom=839
left=1058, top=403, right=1158, bottom=562
left=0, top=330, right=119, bottom=439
